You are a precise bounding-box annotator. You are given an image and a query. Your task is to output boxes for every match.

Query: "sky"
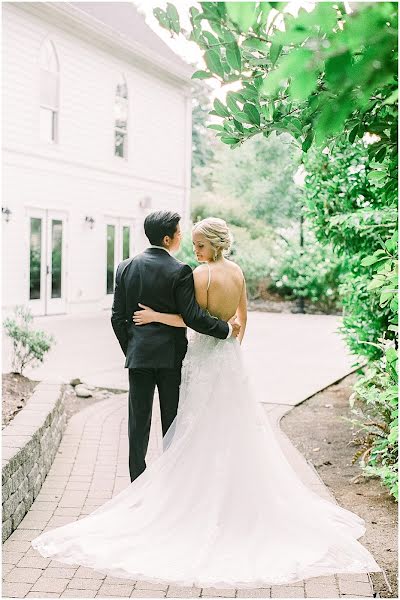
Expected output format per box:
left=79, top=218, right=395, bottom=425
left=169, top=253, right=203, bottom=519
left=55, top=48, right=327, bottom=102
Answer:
left=132, top=0, right=317, bottom=100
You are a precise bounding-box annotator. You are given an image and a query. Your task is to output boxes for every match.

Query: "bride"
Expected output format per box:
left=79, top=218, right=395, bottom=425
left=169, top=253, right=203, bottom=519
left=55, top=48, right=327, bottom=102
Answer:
left=32, top=217, right=383, bottom=588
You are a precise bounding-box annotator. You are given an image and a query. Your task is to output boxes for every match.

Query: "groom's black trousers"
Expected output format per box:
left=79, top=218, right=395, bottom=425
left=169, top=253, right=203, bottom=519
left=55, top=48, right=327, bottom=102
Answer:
left=128, top=367, right=182, bottom=482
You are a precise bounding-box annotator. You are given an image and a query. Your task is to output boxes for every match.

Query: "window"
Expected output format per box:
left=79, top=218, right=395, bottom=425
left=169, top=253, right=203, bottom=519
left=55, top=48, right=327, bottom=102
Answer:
left=114, top=77, right=128, bottom=158
left=40, top=40, right=59, bottom=143
left=107, top=225, right=116, bottom=294
left=30, top=218, right=42, bottom=300
left=122, top=226, right=130, bottom=260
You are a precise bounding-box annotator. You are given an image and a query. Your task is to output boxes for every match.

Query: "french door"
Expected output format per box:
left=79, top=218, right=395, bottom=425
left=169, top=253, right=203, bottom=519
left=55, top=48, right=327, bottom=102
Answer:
left=104, top=217, right=135, bottom=308
left=28, top=208, right=67, bottom=315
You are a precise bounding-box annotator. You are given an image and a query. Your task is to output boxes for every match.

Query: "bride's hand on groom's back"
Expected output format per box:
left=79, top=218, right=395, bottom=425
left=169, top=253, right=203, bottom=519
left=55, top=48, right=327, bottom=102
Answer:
left=133, top=303, right=156, bottom=325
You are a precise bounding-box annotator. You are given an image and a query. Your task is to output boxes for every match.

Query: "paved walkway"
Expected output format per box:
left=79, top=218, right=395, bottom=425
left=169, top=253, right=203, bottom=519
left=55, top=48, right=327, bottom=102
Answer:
left=3, top=311, right=359, bottom=404
left=2, top=312, right=376, bottom=598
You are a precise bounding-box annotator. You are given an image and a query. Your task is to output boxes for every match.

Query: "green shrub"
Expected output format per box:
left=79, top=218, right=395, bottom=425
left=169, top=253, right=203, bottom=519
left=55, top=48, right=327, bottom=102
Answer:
left=269, top=232, right=342, bottom=312
left=3, top=306, right=55, bottom=375
left=342, top=340, right=398, bottom=501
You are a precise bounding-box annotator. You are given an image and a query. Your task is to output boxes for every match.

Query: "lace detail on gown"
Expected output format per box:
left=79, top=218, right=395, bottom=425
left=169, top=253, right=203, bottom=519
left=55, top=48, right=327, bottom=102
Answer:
left=31, top=331, right=383, bottom=588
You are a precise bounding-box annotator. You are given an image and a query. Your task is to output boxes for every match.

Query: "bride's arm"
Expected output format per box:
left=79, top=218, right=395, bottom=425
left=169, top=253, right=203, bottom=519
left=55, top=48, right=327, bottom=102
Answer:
left=133, top=304, right=186, bottom=328
left=235, top=278, right=247, bottom=344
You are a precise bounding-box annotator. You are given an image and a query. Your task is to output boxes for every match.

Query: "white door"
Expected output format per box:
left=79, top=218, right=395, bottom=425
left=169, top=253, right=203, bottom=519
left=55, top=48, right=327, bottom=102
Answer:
left=104, top=217, right=135, bottom=308
left=28, top=209, right=67, bottom=316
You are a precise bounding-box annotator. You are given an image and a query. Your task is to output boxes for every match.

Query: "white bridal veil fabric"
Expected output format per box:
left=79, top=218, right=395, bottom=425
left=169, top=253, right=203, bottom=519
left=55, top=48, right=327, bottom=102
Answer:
left=32, top=331, right=383, bottom=588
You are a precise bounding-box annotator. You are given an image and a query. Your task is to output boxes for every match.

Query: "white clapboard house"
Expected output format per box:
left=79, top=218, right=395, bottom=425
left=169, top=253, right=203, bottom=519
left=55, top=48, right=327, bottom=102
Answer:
left=2, top=2, right=192, bottom=316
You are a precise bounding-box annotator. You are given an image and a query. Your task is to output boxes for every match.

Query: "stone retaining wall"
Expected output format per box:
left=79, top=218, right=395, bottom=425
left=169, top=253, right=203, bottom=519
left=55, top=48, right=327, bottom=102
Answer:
left=2, top=382, right=67, bottom=542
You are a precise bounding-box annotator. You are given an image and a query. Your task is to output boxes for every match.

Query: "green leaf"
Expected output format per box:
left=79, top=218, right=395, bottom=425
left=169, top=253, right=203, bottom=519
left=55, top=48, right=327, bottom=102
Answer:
left=367, top=170, right=386, bottom=181
left=314, top=99, right=353, bottom=146
left=261, top=48, right=313, bottom=97
left=220, top=136, right=241, bottom=145
left=226, top=41, right=242, bottom=71
left=268, top=2, right=286, bottom=10
left=202, top=30, right=219, bottom=47
left=349, top=124, right=359, bottom=143
left=207, top=124, right=225, bottom=131
left=289, top=69, right=318, bottom=101
left=226, top=92, right=241, bottom=114
left=269, top=42, right=283, bottom=66
left=361, top=255, right=383, bottom=266
left=153, top=7, right=171, bottom=32
left=191, top=70, right=213, bottom=80
left=302, top=131, right=314, bottom=152
left=226, top=2, right=256, bottom=32
left=243, top=103, right=260, bottom=126
left=204, top=49, right=224, bottom=78
left=383, top=89, right=398, bottom=105
left=325, top=52, right=352, bottom=86
left=213, top=98, right=230, bottom=118
left=232, top=118, right=244, bottom=133
left=242, top=38, right=268, bottom=52
left=166, top=3, right=180, bottom=34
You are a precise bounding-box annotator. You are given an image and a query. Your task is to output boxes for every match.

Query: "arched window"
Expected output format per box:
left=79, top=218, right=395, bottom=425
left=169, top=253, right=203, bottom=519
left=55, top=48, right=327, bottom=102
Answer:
left=114, top=77, right=128, bottom=158
left=40, top=40, right=59, bottom=143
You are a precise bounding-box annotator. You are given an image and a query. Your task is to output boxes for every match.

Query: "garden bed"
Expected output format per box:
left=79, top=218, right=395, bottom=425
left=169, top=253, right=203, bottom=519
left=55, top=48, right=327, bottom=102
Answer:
left=2, top=373, right=39, bottom=428
left=280, top=372, right=398, bottom=598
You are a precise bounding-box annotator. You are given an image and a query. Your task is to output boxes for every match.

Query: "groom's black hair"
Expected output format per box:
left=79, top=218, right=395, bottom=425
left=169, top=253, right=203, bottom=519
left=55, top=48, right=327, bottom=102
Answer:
left=144, top=210, right=181, bottom=246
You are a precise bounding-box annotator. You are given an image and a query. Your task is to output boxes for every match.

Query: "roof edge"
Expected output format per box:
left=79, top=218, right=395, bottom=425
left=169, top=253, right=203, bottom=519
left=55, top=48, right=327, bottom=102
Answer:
left=16, top=2, right=194, bottom=85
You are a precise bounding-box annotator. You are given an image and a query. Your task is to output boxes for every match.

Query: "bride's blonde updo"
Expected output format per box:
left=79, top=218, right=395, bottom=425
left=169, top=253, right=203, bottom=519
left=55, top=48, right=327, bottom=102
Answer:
left=192, top=217, right=233, bottom=261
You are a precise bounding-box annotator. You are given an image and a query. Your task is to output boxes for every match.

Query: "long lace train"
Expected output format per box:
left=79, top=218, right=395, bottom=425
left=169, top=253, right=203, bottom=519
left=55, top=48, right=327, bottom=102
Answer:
left=31, top=332, right=383, bottom=588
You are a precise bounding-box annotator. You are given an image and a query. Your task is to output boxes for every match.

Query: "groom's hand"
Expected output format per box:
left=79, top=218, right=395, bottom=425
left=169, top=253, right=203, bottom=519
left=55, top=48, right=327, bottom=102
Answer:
left=231, top=322, right=241, bottom=338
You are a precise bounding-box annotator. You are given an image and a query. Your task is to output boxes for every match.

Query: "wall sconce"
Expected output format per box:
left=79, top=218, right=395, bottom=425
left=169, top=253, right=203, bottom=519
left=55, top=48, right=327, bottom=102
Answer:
left=2, top=207, right=12, bottom=222
left=85, top=216, right=95, bottom=229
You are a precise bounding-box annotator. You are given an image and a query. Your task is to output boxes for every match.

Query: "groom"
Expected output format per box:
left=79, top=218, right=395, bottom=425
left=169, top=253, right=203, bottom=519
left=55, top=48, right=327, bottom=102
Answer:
left=111, top=210, right=240, bottom=482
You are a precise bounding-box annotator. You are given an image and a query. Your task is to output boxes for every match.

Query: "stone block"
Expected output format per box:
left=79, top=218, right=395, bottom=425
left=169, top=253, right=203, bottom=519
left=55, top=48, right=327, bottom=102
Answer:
left=2, top=517, right=13, bottom=542
left=201, top=588, right=236, bottom=597
left=132, top=592, right=167, bottom=598
left=12, top=499, right=26, bottom=529
left=2, top=477, right=13, bottom=502
left=31, top=576, right=70, bottom=593
left=3, top=492, right=21, bottom=522
left=61, top=591, right=96, bottom=598
left=97, top=583, right=135, bottom=597
left=270, top=586, right=304, bottom=598
left=135, top=582, right=168, bottom=591
left=33, top=473, right=43, bottom=499
left=338, top=581, right=373, bottom=596
left=236, top=589, right=271, bottom=598
left=166, top=586, right=202, bottom=597
left=67, top=578, right=103, bottom=590
left=4, top=566, right=43, bottom=584
left=1, top=582, right=33, bottom=598
left=10, top=465, right=25, bottom=494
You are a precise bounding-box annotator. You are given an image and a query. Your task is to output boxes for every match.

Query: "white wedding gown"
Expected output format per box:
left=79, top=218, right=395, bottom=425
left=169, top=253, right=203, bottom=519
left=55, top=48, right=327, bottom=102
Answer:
left=32, top=330, right=383, bottom=588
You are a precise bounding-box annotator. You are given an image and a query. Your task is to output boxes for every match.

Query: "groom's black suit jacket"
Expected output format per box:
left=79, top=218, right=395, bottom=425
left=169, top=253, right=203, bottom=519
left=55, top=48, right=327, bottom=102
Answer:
left=111, top=247, right=229, bottom=369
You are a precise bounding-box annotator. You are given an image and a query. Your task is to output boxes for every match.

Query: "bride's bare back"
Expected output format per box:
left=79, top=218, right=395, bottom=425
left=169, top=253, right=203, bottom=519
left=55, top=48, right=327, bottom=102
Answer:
left=193, top=259, right=246, bottom=323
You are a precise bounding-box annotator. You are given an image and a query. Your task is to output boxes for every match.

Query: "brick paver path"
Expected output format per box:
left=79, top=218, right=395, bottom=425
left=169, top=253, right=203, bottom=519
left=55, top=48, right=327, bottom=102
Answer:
left=3, top=395, right=374, bottom=598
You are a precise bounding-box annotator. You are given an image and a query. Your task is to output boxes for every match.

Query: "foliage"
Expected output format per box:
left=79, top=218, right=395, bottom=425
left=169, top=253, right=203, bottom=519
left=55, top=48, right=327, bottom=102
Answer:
left=209, top=131, right=303, bottom=229
left=269, top=231, right=342, bottom=311
left=3, top=306, right=55, bottom=375
left=303, top=139, right=397, bottom=361
left=154, top=2, right=397, bottom=156
left=342, top=339, right=398, bottom=500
